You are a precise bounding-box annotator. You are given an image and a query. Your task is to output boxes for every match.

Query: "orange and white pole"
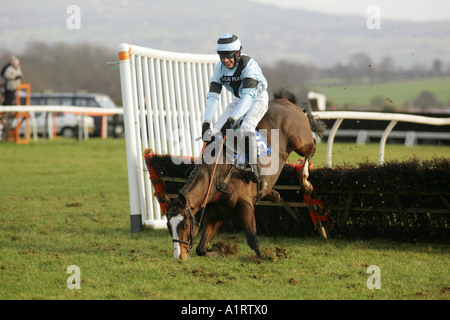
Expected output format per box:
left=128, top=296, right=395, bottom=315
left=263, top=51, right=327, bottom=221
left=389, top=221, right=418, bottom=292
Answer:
left=118, top=43, right=143, bottom=233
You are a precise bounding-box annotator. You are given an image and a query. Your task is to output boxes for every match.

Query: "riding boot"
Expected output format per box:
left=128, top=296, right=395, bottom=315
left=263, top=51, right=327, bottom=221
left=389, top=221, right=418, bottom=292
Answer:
left=236, top=132, right=260, bottom=183
left=247, top=132, right=261, bottom=183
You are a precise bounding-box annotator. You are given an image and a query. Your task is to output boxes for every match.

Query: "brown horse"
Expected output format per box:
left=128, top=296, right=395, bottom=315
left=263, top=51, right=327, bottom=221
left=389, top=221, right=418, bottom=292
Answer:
left=166, top=90, right=326, bottom=259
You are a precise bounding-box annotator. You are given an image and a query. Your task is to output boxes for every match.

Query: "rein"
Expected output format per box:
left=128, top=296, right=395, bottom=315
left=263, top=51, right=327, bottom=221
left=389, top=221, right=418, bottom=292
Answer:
left=173, top=137, right=226, bottom=252
left=202, top=136, right=226, bottom=209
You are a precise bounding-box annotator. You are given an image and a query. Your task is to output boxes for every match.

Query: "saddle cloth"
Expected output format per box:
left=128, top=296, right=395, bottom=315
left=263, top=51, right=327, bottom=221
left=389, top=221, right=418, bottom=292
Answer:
left=233, top=129, right=271, bottom=163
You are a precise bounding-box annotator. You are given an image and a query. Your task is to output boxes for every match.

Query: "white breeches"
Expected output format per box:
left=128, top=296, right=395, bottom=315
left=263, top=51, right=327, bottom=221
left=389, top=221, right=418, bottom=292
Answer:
left=212, top=91, right=269, bottom=134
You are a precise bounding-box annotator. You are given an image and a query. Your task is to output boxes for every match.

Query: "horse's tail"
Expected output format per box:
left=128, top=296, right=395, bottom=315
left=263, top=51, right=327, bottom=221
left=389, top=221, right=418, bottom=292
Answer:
left=273, top=89, right=326, bottom=141
left=303, top=109, right=327, bottom=141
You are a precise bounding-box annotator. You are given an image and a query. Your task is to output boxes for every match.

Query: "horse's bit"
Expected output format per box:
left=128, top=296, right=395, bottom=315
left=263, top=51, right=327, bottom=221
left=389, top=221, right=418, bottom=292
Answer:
left=171, top=206, right=200, bottom=252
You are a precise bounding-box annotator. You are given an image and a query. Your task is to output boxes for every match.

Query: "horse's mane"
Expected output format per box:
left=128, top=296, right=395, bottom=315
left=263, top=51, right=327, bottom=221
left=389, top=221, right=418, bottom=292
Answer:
left=180, top=162, right=210, bottom=194
left=273, top=88, right=297, bottom=104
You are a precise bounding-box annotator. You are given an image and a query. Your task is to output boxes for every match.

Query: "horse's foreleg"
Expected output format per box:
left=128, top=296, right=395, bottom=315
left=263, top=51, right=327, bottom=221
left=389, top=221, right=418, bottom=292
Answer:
left=196, top=219, right=224, bottom=257
left=236, top=200, right=261, bottom=258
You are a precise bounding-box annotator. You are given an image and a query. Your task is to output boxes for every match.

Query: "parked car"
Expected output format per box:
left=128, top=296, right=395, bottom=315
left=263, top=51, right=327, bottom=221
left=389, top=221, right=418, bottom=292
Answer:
left=17, top=111, right=95, bottom=138
left=27, top=92, right=124, bottom=137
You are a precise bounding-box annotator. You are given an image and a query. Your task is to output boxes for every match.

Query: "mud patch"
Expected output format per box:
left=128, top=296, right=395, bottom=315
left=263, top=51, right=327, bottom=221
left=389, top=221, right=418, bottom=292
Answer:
left=66, top=202, right=82, bottom=207
left=211, top=235, right=239, bottom=256
left=250, top=246, right=288, bottom=263
left=185, top=267, right=231, bottom=285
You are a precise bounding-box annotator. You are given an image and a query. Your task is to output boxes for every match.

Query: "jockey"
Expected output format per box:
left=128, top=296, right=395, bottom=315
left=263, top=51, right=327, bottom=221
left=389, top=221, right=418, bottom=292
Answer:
left=202, top=33, right=269, bottom=183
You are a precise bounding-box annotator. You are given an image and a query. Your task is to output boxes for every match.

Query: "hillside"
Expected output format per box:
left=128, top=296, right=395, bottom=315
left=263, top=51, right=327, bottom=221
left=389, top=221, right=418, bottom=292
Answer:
left=1, top=0, right=450, bottom=68
left=313, top=77, right=450, bottom=110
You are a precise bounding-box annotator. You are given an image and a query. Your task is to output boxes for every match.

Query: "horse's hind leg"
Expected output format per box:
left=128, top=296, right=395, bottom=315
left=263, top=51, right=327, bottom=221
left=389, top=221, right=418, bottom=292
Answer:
left=292, top=138, right=316, bottom=195
left=236, top=200, right=261, bottom=258
left=301, top=155, right=314, bottom=195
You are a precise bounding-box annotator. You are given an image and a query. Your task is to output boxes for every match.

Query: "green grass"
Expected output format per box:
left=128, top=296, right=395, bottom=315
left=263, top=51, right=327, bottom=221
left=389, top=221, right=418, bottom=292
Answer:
left=0, top=138, right=449, bottom=300
left=312, top=77, right=450, bottom=107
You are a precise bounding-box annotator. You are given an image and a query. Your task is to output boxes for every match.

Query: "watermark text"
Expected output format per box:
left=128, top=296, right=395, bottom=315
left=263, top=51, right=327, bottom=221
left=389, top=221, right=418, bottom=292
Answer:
left=366, top=265, right=381, bottom=289
left=366, top=5, right=381, bottom=30
left=66, top=5, right=81, bottom=30
left=66, top=265, right=81, bottom=289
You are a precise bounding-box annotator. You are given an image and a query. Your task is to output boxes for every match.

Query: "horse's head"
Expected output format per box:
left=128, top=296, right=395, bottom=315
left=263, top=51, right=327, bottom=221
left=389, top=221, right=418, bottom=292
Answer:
left=166, top=194, right=200, bottom=260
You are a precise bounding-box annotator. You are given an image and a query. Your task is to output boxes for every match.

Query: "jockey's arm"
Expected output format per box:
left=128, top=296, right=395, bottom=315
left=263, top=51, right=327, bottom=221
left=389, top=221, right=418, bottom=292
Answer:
left=229, top=78, right=258, bottom=121
left=203, top=81, right=222, bottom=125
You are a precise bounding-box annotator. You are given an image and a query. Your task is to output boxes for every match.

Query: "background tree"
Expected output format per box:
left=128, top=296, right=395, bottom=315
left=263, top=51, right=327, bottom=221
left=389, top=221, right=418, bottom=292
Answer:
left=413, top=90, right=442, bottom=108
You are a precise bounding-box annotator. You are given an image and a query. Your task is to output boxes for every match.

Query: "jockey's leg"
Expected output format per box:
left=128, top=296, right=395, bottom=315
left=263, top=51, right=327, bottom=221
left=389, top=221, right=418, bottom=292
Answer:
left=238, top=91, right=268, bottom=183
left=245, top=131, right=260, bottom=183
left=240, top=91, right=269, bottom=134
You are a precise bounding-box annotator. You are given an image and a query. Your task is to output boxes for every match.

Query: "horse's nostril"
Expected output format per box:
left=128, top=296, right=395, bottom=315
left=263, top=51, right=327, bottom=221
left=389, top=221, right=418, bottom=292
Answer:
left=180, top=251, right=190, bottom=260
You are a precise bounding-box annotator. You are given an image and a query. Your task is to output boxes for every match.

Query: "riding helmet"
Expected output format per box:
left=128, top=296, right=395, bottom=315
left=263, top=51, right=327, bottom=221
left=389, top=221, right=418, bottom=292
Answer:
left=216, top=33, right=242, bottom=52
left=216, top=33, right=242, bottom=66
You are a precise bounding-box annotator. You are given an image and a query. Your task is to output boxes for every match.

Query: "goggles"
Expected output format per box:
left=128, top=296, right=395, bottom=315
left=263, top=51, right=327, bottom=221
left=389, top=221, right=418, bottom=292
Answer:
left=218, top=51, right=237, bottom=60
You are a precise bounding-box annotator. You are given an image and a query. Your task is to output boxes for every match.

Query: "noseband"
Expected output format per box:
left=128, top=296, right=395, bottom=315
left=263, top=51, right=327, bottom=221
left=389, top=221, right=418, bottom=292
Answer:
left=171, top=206, right=200, bottom=252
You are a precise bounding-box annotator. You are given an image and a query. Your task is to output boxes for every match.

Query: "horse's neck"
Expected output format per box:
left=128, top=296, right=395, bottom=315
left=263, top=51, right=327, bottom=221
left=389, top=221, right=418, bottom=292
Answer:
left=182, top=164, right=211, bottom=208
left=182, top=162, right=232, bottom=209
left=183, top=188, right=205, bottom=210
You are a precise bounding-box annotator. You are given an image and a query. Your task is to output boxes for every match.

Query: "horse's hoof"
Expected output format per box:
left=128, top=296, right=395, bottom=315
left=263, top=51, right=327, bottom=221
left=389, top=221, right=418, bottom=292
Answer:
left=302, top=184, right=313, bottom=196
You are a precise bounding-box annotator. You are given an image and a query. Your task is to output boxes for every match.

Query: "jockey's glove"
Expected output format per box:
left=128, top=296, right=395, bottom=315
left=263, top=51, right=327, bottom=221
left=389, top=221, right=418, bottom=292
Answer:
left=220, top=117, right=236, bottom=137
left=202, top=121, right=212, bottom=142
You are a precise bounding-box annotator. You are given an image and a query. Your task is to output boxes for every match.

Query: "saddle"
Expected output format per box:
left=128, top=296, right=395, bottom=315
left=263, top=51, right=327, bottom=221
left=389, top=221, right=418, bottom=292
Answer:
left=207, top=122, right=269, bottom=203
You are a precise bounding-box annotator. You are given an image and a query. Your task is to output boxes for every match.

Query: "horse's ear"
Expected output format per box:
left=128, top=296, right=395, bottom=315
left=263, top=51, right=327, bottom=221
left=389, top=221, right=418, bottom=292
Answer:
left=178, top=194, right=187, bottom=206
left=161, top=195, right=171, bottom=215
left=165, top=195, right=171, bottom=206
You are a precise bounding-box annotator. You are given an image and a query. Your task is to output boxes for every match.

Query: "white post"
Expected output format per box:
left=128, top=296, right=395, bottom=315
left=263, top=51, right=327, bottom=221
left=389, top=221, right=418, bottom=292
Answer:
left=379, top=120, right=398, bottom=165
left=326, top=118, right=343, bottom=168
left=118, top=43, right=143, bottom=233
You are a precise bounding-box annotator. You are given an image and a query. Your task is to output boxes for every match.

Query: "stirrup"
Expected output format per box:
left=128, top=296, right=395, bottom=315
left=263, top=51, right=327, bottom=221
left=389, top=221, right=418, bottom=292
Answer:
left=235, top=162, right=259, bottom=183
left=247, top=163, right=260, bottom=183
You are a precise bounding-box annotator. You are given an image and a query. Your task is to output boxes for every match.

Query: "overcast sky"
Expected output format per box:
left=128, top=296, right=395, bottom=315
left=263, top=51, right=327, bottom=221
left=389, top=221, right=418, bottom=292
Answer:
left=248, top=0, right=450, bottom=22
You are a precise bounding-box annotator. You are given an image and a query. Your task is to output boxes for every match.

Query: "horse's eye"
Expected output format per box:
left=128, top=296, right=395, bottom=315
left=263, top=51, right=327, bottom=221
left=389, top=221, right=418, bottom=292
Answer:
left=184, top=222, right=189, bottom=228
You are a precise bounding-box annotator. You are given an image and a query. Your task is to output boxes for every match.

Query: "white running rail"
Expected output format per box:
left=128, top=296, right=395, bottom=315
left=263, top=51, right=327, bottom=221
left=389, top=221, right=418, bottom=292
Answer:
left=313, top=111, right=450, bottom=167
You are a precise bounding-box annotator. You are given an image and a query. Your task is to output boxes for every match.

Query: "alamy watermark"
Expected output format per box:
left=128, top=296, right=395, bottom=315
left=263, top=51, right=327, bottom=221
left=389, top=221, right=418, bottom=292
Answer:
left=171, top=128, right=280, bottom=176
left=366, top=265, right=381, bottom=289
left=66, top=265, right=81, bottom=289
left=366, top=5, right=381, bottom=30
left=66, top=5, right=81, bottom=30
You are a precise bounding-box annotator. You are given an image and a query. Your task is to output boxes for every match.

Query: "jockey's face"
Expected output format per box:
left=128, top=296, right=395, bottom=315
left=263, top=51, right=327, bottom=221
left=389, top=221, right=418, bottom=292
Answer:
left=220, top=51, right=240, bottom=69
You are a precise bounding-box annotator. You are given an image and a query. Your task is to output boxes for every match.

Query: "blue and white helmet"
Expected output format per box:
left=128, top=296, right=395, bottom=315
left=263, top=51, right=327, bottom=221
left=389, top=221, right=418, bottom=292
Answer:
left=216, top=33, right=242, bottom=53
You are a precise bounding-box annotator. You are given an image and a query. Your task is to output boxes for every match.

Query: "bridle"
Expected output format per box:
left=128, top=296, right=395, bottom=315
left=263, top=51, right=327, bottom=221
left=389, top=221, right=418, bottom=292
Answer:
left=170, top=206, right=202, bottom=252
left=170, top=137, right=226, bottom=254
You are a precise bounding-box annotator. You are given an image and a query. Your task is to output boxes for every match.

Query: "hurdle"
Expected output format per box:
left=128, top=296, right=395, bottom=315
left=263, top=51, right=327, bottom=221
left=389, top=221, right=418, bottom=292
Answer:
left=117, top=43, right=234, bottom=232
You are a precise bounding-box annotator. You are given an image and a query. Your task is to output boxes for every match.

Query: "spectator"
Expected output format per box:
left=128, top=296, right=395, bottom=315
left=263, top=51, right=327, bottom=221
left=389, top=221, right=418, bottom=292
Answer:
left=1, top=55, right=23, bottom=105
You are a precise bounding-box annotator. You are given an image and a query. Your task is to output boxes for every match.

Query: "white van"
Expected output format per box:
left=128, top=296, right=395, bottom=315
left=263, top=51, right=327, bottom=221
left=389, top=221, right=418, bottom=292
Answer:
left=28, top=92, right=124, bottom=137
left=20, top=111, right=95, bottom=138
